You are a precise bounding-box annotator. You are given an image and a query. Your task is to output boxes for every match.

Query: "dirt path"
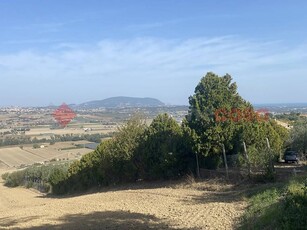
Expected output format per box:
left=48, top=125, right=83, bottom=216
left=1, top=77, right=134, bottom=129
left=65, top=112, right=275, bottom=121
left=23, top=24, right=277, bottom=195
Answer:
left=0, top=171, right=245, bottom=229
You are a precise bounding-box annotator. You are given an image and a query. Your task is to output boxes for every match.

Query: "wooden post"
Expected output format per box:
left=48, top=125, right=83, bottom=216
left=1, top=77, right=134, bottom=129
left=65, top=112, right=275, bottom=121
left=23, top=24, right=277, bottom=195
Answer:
left=266, top=137, right=270, bottom=149
left=243, top=141, right=251, bottom=176
left=222, top=144, right=229, bottom=180
left=266, top=137, right=275, bottom=173
left=195, top=152, right=200, bottom=178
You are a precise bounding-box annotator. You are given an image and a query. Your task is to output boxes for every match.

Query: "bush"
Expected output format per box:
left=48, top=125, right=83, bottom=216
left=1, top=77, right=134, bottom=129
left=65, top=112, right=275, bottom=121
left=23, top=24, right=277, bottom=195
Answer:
left=3, top=163, right=69, bottom=193
left=1, top=172, right=9, bottom=180
left=201, top=154, right=223, bottom=170
left=4, top=170, right=25, bottom=187
left=49, top=114, right=195, bottom=194
left=49, top=168, right=68, bottom=194
left=136, top=114, right=194, bottom=180
left=10, top=115, right=194, bottom=195
left=239, top=145, right=275, bottom=181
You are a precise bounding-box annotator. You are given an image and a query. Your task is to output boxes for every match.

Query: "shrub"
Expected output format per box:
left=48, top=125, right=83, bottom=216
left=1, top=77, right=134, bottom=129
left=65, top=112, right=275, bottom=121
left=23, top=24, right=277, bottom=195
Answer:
left=239, top=145, right=275, bottom=181
left=137, top=114, right=194, bottom=180
left=3, top=163, right=69, bottom=193
left=201, top=154, right=223, bottom=170
left=4, top=170, right=25, bottom=187
left=1, top=172, right=9, bottom=180
left=49, top=168, right=68, bottom=194
left=49, top=141, right=55, bottom=145
left=49, top=114, right=196, bottom=194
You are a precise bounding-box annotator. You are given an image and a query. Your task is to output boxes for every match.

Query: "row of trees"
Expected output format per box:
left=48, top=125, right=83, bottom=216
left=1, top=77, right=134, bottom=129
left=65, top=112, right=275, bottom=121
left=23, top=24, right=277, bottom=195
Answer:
left=51, top=114, right=195, bottom=194
left=4, top=72, right=294, bottom=194
left=48, top=73, right=289, bottom=194
left=0, top=133, right=112, bottom=147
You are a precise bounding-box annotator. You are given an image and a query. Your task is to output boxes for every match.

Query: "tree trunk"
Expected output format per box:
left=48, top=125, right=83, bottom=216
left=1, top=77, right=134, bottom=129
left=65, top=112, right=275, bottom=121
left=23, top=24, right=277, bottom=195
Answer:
left=222, top=144, right=229, bottom=180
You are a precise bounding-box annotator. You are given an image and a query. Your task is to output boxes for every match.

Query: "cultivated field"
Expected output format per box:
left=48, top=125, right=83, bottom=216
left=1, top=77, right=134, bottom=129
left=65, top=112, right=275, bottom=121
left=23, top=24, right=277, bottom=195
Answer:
left=0, top=147, right=43, bottom=168
left=0, top=171, right=245, bottom=229
left=25, top=125, right=116, bottom=137
left=0, top=142, right=94, bottom=169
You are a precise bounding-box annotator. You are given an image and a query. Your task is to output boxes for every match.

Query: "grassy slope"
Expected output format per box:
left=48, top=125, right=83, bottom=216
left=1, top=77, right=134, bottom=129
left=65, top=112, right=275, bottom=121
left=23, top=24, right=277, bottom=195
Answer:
left=239, top=175, right=307, bottom=230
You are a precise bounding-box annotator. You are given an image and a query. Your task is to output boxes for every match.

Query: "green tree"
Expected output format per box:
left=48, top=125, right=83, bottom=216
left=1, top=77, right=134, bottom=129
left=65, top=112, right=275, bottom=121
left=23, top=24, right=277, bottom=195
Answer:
left=137, top=113, right=193, bottom=179
left=291, top=118, right=307, bottom=155
left=185, top=72, right=250, bottom=166
left=112, top=114, right=147, bottom=160
left=240, top=120, right=288, bottom=160
left=186, top=72, right=288, bottom=169
left=51, top=115, right=148, bottom=193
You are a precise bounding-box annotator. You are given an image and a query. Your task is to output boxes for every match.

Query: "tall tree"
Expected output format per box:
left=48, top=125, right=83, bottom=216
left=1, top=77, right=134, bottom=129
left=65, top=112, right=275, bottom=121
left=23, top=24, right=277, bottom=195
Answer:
left=186, top=72, right=250, bottom=157
left=185, top=72, right=288, bottom=168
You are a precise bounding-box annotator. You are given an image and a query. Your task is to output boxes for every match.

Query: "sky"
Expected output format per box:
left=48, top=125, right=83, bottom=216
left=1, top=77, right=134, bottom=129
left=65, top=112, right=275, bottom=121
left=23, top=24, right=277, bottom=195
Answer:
left=0, top=0, right=307, bottom=106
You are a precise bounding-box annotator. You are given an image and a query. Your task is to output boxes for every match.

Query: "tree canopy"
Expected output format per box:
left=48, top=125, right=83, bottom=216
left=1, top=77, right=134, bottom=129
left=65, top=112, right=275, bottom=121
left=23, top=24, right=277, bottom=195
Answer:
left=137, top=113, right=193, bottom=179
left=186, top=72, right=250, bottom=156
left=185, top=72, right=288, bottom=167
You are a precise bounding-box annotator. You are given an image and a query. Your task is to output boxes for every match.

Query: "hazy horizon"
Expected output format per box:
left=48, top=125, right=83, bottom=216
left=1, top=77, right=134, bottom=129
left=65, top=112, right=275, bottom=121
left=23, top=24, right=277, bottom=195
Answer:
left=1, top=1, right=307, bottom=107
left=1, top=96, right=307, bottom=108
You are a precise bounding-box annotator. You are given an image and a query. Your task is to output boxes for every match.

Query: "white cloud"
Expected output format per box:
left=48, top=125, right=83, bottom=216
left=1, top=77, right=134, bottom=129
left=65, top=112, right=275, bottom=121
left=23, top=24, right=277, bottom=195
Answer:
left=0, top=36, right=306, bottom=106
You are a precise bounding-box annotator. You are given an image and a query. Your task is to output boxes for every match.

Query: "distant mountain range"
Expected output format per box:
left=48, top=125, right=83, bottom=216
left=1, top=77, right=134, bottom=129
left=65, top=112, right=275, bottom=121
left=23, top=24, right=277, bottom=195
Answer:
left=77, top=96, right=165, bottom=109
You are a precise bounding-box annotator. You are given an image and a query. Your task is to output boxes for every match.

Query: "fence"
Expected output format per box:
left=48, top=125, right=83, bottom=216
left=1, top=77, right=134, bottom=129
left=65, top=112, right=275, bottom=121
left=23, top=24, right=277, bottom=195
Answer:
left=199, top=167, right=269, bottom=182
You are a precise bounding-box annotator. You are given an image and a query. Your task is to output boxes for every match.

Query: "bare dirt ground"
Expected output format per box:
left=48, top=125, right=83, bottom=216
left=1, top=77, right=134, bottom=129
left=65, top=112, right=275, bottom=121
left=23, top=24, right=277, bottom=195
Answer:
left=0, top=170, right=245, bottom=230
